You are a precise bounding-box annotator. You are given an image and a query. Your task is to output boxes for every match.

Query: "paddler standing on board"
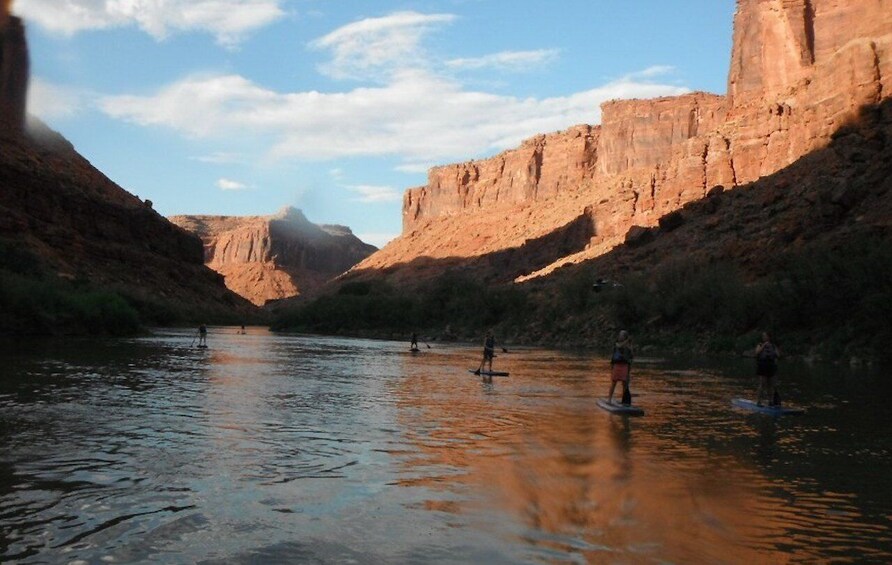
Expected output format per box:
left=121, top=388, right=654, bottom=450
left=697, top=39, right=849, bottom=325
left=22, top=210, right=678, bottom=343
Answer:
left=476, top=331, right=496, bottom=375
left=607, top=330, right=634, bottom=405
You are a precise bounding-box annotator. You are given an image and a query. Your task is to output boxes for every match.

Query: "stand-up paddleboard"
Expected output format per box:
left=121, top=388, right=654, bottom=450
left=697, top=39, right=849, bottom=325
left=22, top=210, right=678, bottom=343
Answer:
left=196, top=345, right=208, bottom=349
left=732, top=398, right=804, bottom=415
left=469, top=369, right=509, bottom=377
left=596, top=398, right=644, bottom=416
left=410, top=347, right=420, bottom=353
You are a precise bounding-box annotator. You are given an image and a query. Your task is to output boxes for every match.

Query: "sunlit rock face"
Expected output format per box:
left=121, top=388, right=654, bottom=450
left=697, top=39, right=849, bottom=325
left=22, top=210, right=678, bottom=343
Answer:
left=170, top=208, right=378, bottom=306
left=0, top=5, right=28, bottom=136
left=363, top=0, right=892, bottom=284
left=402, top=125, right=600, bottom=231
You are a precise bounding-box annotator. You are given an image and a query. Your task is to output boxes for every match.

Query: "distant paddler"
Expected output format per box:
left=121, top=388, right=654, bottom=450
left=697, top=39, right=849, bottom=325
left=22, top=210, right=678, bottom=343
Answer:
left=755, top=332, right=780, bottom=406
left=410, top=332, right=419, bottom=352
left=606, top=330, right=634, bottom=405
left=197, top=323, right=208, bottom=348
left=475, top=331, right=497, bottom=375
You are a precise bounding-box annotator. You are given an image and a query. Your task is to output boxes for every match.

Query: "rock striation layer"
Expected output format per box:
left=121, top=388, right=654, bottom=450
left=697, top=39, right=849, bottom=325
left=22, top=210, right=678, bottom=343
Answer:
left=170, top=208, right=377, bottom=306
left=359, top=0, right=892, bottom=284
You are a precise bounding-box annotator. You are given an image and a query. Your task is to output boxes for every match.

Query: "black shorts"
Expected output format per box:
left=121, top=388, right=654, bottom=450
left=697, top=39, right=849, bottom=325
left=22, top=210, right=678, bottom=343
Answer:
left=756, top=360, right=777, bottom=378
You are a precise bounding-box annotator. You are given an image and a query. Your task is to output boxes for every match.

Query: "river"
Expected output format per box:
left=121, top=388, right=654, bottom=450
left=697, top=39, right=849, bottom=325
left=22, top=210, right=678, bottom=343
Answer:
left=1, top=328, right=890, bottom=563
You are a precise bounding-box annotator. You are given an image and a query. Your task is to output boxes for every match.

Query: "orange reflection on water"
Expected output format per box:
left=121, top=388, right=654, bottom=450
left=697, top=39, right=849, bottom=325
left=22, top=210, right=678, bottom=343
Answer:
left=391, top=366, right=808, bottom=563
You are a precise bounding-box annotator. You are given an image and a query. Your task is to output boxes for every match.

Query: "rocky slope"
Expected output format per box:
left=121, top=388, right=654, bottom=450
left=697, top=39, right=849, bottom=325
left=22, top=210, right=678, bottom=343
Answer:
left=170, top=208, right=377, bottom=306
left=1, top=9, right=258, bottom=329
left=354, top=0, right=892, bottom=286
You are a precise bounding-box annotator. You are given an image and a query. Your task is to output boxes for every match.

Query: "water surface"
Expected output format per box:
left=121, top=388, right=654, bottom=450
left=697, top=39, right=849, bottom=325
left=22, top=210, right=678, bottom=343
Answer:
left=1, top=329, right=890, bottom=563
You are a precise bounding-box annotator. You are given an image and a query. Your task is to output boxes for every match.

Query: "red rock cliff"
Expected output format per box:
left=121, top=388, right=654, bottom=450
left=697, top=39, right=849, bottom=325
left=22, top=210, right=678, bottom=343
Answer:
left=369, top=0, right=891, bottom=284
left=403, top=125, right=598, bottom=231
left=0, top=9, right=28, bottom=135
left=170, top=207, right=377, bottom=306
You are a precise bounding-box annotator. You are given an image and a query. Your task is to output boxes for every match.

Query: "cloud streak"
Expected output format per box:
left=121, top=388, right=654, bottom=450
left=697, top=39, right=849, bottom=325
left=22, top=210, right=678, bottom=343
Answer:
left=217, top=178, right=250, bottom=191
left=310, top=11, right=456, bottom=80
left=446, top=49, right=560, bottom=72
left=346, top=185, right=402, bottom=203
left=17, top=0, right=285, bottom=46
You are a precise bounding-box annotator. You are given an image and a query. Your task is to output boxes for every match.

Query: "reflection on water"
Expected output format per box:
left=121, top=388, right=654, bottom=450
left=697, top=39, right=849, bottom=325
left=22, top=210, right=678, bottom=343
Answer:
left=0, top=330, right=890, bottom=563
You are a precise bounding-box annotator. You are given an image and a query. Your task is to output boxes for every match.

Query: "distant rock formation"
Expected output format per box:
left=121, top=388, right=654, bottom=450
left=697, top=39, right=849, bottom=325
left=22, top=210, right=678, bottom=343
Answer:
left=170, top=208, right=377, bottom=305
left=0, top=5, right=28, bottom=135
left=359, top=0, right=892, bottom=284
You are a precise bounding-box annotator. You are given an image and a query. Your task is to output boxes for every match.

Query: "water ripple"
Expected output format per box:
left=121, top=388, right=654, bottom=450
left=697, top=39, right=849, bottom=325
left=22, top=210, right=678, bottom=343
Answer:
left=0, top=331, right=890, bottom=563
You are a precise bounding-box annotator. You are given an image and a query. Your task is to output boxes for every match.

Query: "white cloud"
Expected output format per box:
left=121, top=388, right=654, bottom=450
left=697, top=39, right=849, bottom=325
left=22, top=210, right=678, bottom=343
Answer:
left=191, top=151, right=245, bottom=164
left=16, top=0, right=285, bottom=46
left=446, top=49, right=560, bottom=72
left=394, top=163, right=432, bottom=174
left=623, top=65, right=676, bottom=80
left=346, top=184, right=402, bottom=203
left=95, top=12, right=689, bottom=169
left=27, top=78, right=88, bottom=120
left=216, top=178, right=249, bottom=191
left=100, top=69, right=688, bottom=165
left=310, top=11, right=456, bottom=80
left=356, top=232, right=397, bottom=248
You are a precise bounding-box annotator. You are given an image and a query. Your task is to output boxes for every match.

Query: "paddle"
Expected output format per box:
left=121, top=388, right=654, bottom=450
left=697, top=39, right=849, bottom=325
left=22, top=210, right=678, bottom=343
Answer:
left=189, top=329, right=198, bottom=347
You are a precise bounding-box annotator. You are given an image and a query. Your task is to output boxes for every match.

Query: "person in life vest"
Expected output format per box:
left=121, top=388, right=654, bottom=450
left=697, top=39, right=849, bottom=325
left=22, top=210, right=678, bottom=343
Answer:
left=755, top=332, right=780, bottom=406
left=607, top=330, right=634, bottom=405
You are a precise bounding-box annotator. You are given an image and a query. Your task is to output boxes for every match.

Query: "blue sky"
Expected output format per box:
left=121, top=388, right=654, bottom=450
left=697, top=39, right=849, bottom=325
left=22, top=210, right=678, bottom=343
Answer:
left=20, top=0, right=736, bottom=247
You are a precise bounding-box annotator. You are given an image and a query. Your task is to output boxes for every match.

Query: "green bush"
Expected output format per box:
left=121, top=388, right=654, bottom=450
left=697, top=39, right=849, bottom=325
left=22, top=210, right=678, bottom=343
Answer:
left=0, top=238, right=142, bottom=336
left=598, top=234, right=892, bottom=357
left=0, top=270, right=140, bottom=336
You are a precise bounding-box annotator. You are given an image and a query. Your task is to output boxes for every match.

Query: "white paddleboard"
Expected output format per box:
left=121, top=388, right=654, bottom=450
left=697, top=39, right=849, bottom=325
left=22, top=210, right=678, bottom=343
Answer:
left=596, top=398, right=644, bottom=416
left=732, top=398, right=805, bottom=415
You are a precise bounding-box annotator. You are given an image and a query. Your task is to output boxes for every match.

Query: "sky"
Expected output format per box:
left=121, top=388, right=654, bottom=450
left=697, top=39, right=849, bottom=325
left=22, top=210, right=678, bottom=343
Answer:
left=19, top=0, right=737, bottom=248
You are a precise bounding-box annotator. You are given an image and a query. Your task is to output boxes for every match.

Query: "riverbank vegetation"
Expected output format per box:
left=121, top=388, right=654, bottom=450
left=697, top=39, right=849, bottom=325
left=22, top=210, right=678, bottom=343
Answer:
left=271, top=274, right=527, bottom=337
left=272, top=234, right=892, bottom=362
left=0, top=238, right=253, bottom=336
left=0, top=239, right=140, bottom=335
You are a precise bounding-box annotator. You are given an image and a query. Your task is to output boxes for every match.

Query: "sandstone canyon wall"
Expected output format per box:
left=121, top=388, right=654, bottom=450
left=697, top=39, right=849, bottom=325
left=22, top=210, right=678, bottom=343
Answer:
left=0, top=5, right=257, bottom=324
left=360, top=0, right=892, bottom=284
left=170, top=208, right=377, bottom=306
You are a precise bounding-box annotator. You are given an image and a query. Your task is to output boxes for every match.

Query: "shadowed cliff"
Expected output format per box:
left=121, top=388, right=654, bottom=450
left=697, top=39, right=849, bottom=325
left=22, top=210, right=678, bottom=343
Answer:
left=0, top=8, right=260, bottom=334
